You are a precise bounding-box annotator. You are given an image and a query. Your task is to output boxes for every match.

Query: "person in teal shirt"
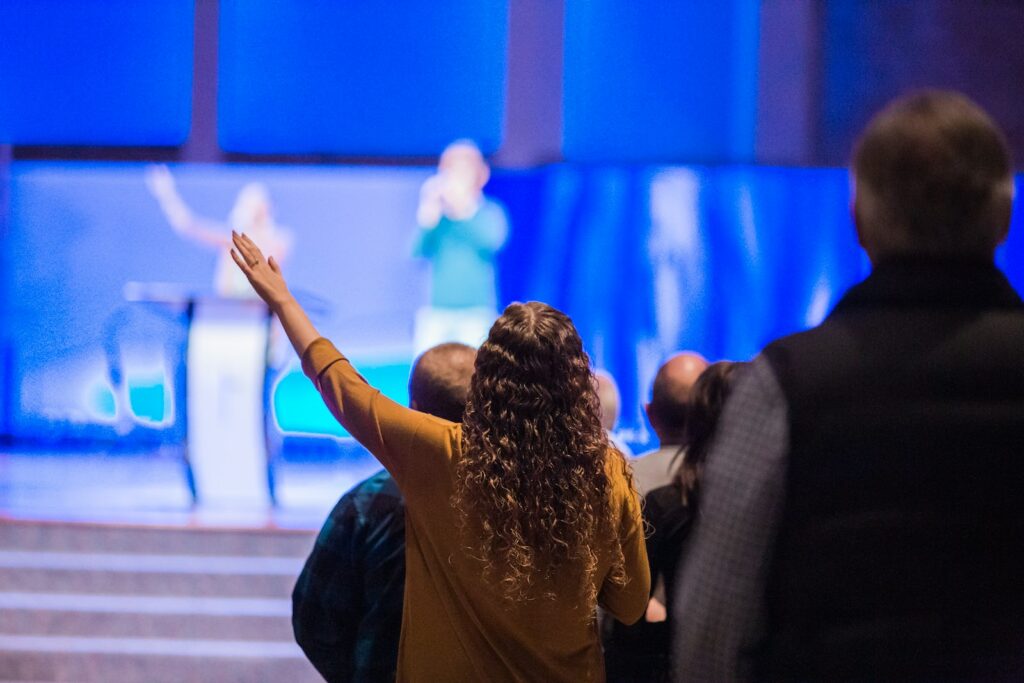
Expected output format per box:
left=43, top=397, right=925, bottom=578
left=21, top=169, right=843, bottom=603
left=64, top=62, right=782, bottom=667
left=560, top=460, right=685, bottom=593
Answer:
left=412, top=140, right=508, bottom=351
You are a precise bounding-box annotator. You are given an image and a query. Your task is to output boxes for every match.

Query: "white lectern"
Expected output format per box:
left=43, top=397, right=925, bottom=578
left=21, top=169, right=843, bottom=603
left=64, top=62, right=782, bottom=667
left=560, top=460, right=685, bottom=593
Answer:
left=186, top=297, right=273, bottom=509
left=124, top=284, right=274, bottom=509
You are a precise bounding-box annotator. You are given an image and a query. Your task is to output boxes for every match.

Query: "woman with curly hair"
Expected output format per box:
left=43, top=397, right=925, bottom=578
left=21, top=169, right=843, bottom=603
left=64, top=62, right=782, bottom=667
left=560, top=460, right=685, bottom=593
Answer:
left=229, top=232, right=649, bottom=682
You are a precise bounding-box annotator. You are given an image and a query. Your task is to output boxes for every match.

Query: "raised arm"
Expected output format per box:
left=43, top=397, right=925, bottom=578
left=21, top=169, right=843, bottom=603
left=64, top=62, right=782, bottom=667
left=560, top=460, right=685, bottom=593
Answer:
left=468, top=201, right=508, bottom=253
left=230, top=232, right=449, bottom=484
left=230, top=231, right=319, bottom=356
left=146, top=165, right=230, bottom=249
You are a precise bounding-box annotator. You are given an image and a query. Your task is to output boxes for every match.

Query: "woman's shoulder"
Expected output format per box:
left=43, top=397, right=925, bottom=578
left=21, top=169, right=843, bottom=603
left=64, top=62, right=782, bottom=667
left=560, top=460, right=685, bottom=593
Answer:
left=604, top=447, right=634, bottom=487
left=416, top=414, right=463, bottom=453
left=604, top=448, right=643, bottom=522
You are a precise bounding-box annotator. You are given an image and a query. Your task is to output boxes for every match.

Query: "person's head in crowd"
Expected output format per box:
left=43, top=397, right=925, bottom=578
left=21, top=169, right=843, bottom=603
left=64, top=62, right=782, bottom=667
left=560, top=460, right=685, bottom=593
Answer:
left=408, top=342, right=478, bottom=421
left=674, top=361, right=747, bottom=506
left=454, top=302, right=631, bottom=606
left=230, top=182, right=274, bottom=234
left=852, top=89, right=1014, bottom=264
left=645, top=352, right=709, bottom=446
left=437, top=139, right=490, bottom=216
left=594, top=369, right=622, bottom=432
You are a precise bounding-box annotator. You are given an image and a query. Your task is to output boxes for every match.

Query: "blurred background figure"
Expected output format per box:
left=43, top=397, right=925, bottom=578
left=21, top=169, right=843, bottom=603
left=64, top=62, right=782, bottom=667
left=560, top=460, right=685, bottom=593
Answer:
left=602, top=351, right=708, bottom=677
left=146, top=165, right=293, bottom=298
left=595, top=369, right=633, bottom=457
left=605, top=361, right=745, bottom=683
left=633, top=351, right=709, bottom=495
left=412, top=140, right=508, bottom=352
left=143, top=166, right=298, bottom=508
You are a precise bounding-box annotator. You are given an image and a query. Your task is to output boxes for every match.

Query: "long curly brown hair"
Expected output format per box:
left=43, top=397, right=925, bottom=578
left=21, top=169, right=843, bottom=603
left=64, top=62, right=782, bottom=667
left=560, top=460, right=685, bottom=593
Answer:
left=454, top=302, right=629, bottom=606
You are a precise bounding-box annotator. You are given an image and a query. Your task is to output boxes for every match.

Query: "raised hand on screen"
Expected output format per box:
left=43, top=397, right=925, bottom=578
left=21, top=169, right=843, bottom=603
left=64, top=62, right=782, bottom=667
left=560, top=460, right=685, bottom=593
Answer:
left=230, top=231, right=291, bottom=310
left=144, top=164, right=177, bottom=199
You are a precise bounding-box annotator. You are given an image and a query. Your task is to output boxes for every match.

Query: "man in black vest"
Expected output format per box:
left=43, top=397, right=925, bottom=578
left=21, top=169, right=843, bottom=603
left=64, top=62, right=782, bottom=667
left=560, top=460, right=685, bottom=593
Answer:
left=674, top=90, right=1024, bottom=681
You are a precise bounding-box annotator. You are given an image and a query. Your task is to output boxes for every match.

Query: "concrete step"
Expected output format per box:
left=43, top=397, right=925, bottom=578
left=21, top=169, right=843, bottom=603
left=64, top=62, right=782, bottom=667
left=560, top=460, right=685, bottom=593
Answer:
left=0, top=566, right=296, bottom=598
left=0, top=518, right=326, bottom=682
left=0, top=593, right=293, bottom=641
left=0, top=520, right=316, bottom=558
left=0, top=550, right=303, bottom=598
left=0, top=635, right=323, bottom=683
left=0, top=609, right=293, bottom=643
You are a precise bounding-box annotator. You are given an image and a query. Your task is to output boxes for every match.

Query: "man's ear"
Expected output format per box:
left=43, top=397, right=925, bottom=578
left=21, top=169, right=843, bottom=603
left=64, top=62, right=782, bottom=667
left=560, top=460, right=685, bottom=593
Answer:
left=997, top=220, right=1011, bottom=247
left=851, top=191, right=878, bottom=264
left=852, top=199, right=865, bottom=248
left=644, top=402, right=656, bottom=429
left=410, top=399, right=420, bottom=412
left=993, top=188, right=1013, bottom=248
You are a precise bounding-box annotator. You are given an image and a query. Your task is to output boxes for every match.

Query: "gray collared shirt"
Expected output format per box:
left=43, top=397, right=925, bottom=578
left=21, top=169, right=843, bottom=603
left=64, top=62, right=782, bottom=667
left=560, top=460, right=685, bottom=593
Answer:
left=673, top=355, right=789, bottom=682
left=631, top=444, right=686, bottom=496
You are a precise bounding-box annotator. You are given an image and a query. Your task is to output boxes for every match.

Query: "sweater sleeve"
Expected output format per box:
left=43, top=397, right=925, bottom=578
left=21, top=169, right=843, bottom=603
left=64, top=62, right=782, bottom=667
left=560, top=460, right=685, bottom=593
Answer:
left=301, top=337, right=455, bottom=490
left=598, top=464, right=652, bottom=625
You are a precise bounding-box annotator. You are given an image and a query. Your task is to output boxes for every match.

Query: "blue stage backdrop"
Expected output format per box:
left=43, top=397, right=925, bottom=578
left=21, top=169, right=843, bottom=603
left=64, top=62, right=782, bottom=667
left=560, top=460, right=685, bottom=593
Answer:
left=0, top=0, right=193, bottom=146
left=2, top=162, right=1023, bottom=451
left=563, top=0, right=760, bottom=163
left=218, top=0, right=509, bottom=155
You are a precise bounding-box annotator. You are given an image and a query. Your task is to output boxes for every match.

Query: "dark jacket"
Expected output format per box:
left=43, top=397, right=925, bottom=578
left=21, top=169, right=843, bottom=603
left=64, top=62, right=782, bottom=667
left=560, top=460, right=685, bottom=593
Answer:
left=605, top=483, right=694, bottom=683
left=292, top=469, right=405, bottom=683
left=760, top=258, right=1024, bottom=681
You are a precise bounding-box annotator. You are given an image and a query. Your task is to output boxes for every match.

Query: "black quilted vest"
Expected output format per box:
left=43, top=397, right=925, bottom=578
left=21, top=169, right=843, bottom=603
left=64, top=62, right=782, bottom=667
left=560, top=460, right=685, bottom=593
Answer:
left=759, top=258, right=1024, bottom=681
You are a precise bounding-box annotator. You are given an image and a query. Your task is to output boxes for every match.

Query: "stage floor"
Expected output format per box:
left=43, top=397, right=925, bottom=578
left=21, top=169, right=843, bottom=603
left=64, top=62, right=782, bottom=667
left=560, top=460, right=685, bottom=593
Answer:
left=0, top=446, right=383, bottom=530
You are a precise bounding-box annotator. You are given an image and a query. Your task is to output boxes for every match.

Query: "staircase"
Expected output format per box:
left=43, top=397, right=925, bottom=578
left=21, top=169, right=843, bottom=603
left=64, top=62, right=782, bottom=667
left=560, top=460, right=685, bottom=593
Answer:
left=0, top=519, right=324, bottom=682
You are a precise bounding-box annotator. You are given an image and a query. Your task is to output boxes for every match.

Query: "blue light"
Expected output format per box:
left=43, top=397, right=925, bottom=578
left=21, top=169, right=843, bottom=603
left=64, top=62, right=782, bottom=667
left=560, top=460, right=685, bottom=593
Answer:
left=218, top=1, right=508, bottom=156
left=0, top=0, right=193, bottom=146
left=563, top=0, right=761, bottom=163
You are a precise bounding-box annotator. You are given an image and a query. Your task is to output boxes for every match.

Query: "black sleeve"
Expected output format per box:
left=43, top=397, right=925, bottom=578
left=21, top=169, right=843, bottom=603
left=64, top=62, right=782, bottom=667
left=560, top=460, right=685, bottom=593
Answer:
left=643, top=484, right=694, bottom=601
left=292, top=495, right=363, bottom=683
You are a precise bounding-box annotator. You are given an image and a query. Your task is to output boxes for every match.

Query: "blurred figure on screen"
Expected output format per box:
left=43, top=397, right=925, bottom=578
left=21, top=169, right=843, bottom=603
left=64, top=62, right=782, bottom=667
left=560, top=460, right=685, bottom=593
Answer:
left=146, top=165, right=293, bottom=298
left=412, top=140, right=508, bottom=352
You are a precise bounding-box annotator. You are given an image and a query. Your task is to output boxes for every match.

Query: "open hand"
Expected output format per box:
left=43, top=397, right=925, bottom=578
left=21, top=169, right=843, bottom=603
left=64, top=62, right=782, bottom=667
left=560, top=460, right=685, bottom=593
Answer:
left=230, top=231, right=292, bottom=310
left=145, top=165, right=176, bottom=199
left=645, top=597, right=667, bottom=623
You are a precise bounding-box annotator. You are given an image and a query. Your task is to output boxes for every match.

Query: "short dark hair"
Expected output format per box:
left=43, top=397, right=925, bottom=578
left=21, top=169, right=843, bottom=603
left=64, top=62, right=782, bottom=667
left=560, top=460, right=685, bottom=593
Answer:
left=852, top=90, right=1014, bottom=258
left=408, top=343, right=477, bottom=422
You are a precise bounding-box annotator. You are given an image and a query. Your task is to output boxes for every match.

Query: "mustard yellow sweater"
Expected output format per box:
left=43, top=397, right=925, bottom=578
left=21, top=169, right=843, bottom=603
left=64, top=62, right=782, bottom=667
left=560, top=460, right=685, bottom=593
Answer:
left=303, top=338, right=650, bottom=682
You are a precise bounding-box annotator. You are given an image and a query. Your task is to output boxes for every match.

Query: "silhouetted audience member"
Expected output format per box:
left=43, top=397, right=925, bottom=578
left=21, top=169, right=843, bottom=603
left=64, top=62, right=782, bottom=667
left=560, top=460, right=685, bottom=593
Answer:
left=292, top=342, right=476, bottom=683
left=595, top=369, right=634, bottom=457
left=675, top=90, right=1024, bottom=681
left=606, top=362, right=744, bottom=683
left=632, top=352, right=709, bottom=495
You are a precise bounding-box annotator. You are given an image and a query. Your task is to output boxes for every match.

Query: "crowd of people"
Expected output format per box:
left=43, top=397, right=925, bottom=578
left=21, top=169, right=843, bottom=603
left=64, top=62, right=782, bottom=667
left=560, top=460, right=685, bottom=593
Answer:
left=230, top=89, right=1024, bottom=681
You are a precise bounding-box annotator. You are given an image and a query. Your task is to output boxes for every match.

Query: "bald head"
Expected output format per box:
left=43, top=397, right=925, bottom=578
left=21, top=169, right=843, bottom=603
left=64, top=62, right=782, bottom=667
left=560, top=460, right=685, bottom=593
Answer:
left=409, top=343, right=477, bottom=422
left=646, top=352, right=709, bottom=445
left=594, top=370, right=621, bottom=432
